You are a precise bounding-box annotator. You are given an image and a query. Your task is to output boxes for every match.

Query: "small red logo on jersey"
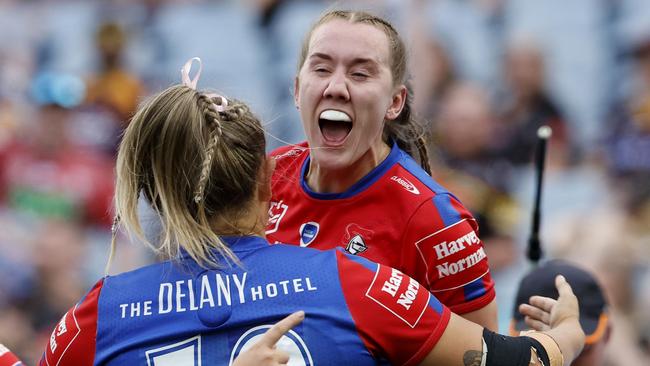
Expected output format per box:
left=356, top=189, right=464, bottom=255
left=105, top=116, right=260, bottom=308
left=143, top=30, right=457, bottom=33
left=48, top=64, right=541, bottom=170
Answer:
left=366, top=265, right=429, bottom=328
left=45, top=306, right=81, bottom=366
left=390, top=175, right=420, bottom=195
left=266, top=200, right=289, bottom=234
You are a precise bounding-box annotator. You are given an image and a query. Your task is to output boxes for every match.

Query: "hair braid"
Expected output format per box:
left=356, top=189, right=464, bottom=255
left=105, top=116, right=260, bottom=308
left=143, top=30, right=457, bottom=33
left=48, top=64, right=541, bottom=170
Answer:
left=194, top=94, right=224, bottom=204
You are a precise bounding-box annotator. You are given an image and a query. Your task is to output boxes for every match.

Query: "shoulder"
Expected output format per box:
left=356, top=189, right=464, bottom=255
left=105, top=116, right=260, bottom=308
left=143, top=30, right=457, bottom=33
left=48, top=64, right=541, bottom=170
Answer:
left=333, top=250, right=451, bottom=365
left=393, top=148, right=452, bottom=198
left=40, top=279, right=104, bottom=366
left=269, top=142, right=309, bottom=185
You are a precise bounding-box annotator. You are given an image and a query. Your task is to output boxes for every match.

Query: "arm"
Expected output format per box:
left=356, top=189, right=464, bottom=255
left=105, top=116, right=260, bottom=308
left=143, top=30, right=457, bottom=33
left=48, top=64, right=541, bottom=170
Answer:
left=39, top=280, right=103, bottom=366
left=401, top=194, right=497, bottom=330
left=460, top=297, right=498, bottom=331
left=337, top=252, right=583, bottom=366
left=420, top=275, right=584, bottom=366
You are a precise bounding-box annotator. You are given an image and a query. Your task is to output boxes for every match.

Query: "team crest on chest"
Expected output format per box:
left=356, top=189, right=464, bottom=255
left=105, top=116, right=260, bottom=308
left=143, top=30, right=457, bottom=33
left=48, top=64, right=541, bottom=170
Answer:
left=343, top=224, right=374, bottom=255
left=346, top=234, right=367, bottom=255
left=299, top=222, right=319, bottom=247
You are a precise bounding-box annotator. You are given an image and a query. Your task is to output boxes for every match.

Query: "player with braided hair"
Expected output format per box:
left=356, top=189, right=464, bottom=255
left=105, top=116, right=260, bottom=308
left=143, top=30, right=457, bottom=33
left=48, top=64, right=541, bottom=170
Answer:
left=267, top=9, right=497, bottom=330
left=37, top=57, right=585, bottom=366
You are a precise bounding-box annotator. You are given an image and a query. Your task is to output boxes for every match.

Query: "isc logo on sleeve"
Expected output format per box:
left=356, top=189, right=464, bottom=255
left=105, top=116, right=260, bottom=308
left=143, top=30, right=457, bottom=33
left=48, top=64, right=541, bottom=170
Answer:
left=365, top=265, right=429, bottom=328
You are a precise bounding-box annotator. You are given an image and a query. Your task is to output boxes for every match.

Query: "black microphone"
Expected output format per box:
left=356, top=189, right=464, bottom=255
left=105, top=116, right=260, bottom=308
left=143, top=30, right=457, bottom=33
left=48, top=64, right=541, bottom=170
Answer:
left=528, top=125, right=552, bottom=264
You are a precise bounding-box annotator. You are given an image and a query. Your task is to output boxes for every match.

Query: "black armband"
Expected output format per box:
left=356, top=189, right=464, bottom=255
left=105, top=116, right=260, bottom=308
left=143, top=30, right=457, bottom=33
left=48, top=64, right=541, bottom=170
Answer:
left=482, top=328, right=551, bottom=366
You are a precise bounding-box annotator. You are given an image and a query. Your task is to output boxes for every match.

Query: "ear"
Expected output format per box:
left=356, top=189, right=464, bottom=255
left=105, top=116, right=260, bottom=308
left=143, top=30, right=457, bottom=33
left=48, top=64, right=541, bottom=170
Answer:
left=603, top=322, right=612, bottom=344
left=258, top=156, right=276, bottom=203
left=293, top=76, right=300, bottom=109
left=385, top=84, right=407, bottom=121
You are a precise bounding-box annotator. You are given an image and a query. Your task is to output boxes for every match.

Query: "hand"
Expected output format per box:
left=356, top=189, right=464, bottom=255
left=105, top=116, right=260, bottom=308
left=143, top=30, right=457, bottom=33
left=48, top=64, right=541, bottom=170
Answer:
left=233, top=311, right=305, bottom=366
left=518, top=275, right=581, bottom=332
left=520, top=275, right=585, bottom=365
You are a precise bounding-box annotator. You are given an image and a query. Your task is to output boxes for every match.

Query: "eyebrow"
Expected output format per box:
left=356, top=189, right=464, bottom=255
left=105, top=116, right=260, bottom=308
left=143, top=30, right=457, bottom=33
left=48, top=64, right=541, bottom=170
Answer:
left=308, top=52, right=379, bottom=67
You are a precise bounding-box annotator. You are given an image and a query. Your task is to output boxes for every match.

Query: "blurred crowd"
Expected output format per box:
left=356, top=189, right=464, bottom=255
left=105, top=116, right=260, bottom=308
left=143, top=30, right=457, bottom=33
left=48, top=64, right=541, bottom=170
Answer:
left=0, top=0, right=648, bottom=364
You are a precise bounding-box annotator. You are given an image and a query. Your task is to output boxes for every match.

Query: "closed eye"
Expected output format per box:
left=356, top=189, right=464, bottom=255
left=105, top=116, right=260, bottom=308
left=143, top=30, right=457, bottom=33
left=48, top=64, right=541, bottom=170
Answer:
left=351, top=72, right=369, bottom=80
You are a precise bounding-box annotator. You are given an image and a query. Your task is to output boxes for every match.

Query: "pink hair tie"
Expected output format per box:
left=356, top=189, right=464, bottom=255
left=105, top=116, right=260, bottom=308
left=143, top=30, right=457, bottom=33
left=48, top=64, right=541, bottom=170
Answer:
left=180, top=57, right=228, bottom=112
left=205, top=93, right=228, bottom=113
left=180, top=57, right=202, bottom=90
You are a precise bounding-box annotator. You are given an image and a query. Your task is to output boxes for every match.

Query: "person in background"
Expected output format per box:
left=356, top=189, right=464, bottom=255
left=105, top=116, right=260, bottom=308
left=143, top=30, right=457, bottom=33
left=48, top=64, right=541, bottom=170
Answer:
left=496, top=38, right=571, bottom=167
left=511, top=260, right=611, bottom=366
left=85, top=22, right=144, bottom=125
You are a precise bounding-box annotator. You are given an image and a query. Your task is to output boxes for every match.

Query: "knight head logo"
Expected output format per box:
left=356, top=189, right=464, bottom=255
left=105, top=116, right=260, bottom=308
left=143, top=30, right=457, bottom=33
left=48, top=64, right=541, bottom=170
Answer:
left=299, top=222, right=319, bottom=247
left=346, top=234, right=367, bottom=255
left=343, top=224, right=374, bottom=255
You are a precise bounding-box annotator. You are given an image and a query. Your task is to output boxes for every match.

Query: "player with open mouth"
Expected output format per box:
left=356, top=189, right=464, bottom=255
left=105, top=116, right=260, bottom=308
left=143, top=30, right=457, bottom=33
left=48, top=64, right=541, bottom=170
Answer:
left=268, top=10, right=499, bottom=333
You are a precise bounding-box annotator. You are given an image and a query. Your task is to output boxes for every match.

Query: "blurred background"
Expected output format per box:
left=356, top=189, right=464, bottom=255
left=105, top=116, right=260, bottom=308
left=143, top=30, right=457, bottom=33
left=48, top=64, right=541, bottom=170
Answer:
left=0, top=0, right=648, bottom=364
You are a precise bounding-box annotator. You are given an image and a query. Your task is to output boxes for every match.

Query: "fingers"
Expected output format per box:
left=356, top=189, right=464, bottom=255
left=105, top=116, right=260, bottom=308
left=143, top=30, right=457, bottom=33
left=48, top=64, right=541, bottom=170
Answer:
left=524, top=315, right=551, bottom=331
left=554, top=274, right=579, bottom=311
left=555, top=275, right=575, bottom=298
left=519, top=304, right=551, bottom=326
left=528, top=295, right=556, bottom=313
left=259, top=311, right=305, bottom=347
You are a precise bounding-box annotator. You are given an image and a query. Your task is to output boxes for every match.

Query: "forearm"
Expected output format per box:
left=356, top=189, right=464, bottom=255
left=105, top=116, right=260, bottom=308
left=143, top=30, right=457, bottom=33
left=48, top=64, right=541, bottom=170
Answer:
left=459, top=298, right=498, bottom=331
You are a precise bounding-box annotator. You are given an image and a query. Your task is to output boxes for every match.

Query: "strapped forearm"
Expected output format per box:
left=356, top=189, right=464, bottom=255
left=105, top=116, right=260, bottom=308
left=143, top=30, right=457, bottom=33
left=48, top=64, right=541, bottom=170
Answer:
left=481, top=328, right=564, bottom=366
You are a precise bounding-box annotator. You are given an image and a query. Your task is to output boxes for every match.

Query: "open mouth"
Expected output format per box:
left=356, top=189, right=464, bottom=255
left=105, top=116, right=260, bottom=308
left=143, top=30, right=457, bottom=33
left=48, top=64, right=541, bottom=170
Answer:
left=319, top=110, right=352, bottom=144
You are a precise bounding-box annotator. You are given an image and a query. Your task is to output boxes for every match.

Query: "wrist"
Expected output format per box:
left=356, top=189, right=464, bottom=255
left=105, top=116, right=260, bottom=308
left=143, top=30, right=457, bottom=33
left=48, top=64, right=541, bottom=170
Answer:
left=527, top=332, right=565, bottom=366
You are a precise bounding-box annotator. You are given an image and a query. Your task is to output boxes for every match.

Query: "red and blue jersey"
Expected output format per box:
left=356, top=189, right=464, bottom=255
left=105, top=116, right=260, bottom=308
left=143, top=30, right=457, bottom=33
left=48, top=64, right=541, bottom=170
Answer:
left=39, top=236, right=450, bottom=365
left=0, top=344, right=24, bottom=366
left=267, top=142, right=495, bottom=314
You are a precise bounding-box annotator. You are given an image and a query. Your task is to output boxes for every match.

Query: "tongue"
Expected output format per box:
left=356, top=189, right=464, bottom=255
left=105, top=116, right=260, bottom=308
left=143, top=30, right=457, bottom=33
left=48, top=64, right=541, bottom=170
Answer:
left=321, top=121, right=351, bottom=143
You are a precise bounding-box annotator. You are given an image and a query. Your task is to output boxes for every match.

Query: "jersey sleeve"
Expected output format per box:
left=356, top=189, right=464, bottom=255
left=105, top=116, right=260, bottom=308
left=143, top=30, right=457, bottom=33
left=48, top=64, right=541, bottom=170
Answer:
left=39, top=279, right=103, bottom=366
left=335, top=250, right=451, bottom=366
left=0, top=344, right=24, bottom=366
left=400, top=193, right=495, bottom=314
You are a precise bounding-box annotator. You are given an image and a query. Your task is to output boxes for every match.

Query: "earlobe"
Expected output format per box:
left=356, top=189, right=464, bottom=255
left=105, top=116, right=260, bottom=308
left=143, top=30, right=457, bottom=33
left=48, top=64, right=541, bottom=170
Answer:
left=386, top=85, right=407, bottom=121
left=294, top=77, right=300, bottom=108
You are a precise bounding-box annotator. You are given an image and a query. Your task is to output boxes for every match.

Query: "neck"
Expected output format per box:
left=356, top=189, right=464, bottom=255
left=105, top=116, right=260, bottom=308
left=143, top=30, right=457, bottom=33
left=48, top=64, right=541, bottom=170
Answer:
left=210, top=206, right=266, bottom=238
left=305, top=142, right=391, bottom=193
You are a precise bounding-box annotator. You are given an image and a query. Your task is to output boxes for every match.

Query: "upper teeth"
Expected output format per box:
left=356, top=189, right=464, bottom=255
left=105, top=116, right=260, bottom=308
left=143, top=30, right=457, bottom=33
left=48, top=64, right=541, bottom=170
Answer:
left=320, top=110, right=351, bottom=122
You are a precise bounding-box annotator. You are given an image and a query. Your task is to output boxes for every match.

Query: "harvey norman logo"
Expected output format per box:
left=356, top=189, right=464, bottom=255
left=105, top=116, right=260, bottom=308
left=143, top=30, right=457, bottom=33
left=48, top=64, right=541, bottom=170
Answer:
left=390, top=176, right=420, bottom=195
left=365, top=266, right=429, bottom=328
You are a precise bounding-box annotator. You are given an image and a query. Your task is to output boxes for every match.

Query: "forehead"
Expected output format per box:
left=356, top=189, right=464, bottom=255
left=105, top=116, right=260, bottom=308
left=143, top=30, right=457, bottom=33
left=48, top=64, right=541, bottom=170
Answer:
left=308, top=19, right=391, bottom=64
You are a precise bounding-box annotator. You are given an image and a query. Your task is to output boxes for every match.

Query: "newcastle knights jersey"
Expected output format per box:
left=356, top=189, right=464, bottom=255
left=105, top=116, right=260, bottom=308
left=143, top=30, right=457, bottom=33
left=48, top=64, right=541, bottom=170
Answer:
left=268, top=142, right=495, bottom=314
left=39, top=236, right=450, bottom=365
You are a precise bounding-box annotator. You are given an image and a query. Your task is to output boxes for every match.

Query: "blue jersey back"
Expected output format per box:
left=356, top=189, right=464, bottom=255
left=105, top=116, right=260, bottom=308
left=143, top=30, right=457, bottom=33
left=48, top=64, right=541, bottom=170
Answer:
left=40, top=236, right=450, bottom=366
left=95, top=236, right=369, bottom=365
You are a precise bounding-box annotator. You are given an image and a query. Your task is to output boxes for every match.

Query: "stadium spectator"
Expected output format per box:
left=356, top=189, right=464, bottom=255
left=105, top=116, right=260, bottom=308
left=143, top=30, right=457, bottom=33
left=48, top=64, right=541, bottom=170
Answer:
left=496, top=38, right=572, bottom=168
left=85, top=22, right=144, bottom=124
left=511, top=260, right=611, bottom=366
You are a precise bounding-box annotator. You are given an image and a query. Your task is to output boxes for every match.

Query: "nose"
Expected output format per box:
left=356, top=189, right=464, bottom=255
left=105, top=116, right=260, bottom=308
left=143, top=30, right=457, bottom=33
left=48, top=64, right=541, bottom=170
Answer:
left=323, top=71, right=350, bottom=101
